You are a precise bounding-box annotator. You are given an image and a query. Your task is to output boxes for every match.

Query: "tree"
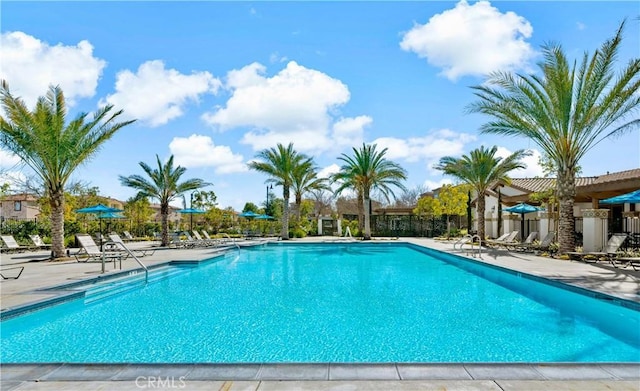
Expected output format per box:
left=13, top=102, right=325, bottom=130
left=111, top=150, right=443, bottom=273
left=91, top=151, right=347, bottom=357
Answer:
left=435, top=146, right=529, bottom=241
left=248, top=143, right=310, bottom=240
left=291, top=160, right=330, bottom=221
left=413, top=195, right=441, bottom=219
left=395, top=185, right=429, bottom=207
left=242, top=202, right=260, bottom=213
left=467, top=21, right=640, bottom=253
left=119, top=155, right=208, bottom=247
left=123, top=195, right=154, bottom=237
left=438, top=184, right=470, bottom=237
left=0, top=81, right=135, bottom=258
left=333, top=143, right=407, bottom=240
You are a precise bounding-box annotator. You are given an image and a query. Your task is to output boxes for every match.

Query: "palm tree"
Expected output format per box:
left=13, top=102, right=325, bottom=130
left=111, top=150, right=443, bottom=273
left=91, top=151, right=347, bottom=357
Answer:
left=434, top=146, right=529, bottom=241
left=0, top=81, right=135, bottom=258
left=333, top=143, right=407, bottom=240
left=248, top=143, right=309, bottom=240
left=119, top=155, right=208, bottom=247
left=291, top=160, right=330, bottom=221
left=467, top=21, right=640, bottom=253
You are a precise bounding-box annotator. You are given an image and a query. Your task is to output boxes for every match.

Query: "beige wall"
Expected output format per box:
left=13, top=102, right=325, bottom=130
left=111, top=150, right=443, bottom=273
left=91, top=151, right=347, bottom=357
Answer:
left=0, top=194, right=41, bottom=220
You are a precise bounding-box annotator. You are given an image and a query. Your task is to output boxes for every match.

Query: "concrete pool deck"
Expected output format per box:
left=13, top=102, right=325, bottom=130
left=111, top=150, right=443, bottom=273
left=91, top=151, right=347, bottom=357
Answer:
left=1, top=237, right=639, bottom=390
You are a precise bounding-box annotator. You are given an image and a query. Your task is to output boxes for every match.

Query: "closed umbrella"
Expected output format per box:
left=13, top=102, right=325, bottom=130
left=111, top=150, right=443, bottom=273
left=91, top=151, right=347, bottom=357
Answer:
left=503, top=202, right=544, bottom=241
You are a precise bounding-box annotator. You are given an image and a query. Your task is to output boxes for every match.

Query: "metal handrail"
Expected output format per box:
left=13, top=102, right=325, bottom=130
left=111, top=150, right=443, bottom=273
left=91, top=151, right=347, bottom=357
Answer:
left=454, top=234, right=473, bottom=250
left=221, top=233, right=240, bottom=250
left=103, top=241, right=148, bottom=283
left=470, top=235, right=482, bottom=258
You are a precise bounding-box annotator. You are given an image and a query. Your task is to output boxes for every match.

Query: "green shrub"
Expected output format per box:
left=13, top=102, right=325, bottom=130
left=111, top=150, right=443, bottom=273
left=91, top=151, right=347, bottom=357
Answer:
left=289, top=227, right=306, bottom=238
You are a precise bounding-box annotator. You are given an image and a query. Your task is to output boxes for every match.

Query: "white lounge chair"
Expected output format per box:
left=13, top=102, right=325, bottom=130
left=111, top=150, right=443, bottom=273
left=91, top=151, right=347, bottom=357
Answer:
left=74, top=234, right=124, bottom=263
left=29, top=234, right=52, bottom=250
left=567, top=233, right=628, bottom=266
left=485, top=231, right=519, bottom=249
left=108, top=233, right=155, bottom=257
left=1, top=235, right=34, bottom=252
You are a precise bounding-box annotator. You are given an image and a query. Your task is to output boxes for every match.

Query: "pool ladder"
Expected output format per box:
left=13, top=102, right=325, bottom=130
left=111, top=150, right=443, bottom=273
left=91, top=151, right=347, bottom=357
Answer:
left=221, top=233, right=240, bottom=250
left=454, top=234, right=482, bottom=259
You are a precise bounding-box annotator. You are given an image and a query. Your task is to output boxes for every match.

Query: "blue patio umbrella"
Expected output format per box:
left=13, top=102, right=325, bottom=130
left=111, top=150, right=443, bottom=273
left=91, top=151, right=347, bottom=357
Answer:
left=600, top=189, right=640, bottom=204
left=76, top=204, right=124, bottom=247
left=238, top=211, right=260, bottom=219
left=503, top=203, right=544, bottom=241
left=255, top=214, right=275, bottom=220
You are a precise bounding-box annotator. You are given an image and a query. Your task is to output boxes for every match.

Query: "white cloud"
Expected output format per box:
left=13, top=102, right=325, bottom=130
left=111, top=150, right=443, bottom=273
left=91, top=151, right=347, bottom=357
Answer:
left=0, top=150, right=22, bottom=168
left=202, top=61, right=366, bottom=154
left=576, top=22, right=586, bottom=31
left=169, top=134, right=247, bottom=174
left=318, top=164, right=340, bottom=179
left=102, top=60, right=221, bottom=127
left=373, top=129, right=477, bottom=163
left=495, top=146, right=545, bottom=178
left=423, top=177, right=454, bottom=191
left=0, top=31, right=106, bottom=107
left=0, top=170, right=27, bottom=190
left=400, top=0, right=534, bottom=80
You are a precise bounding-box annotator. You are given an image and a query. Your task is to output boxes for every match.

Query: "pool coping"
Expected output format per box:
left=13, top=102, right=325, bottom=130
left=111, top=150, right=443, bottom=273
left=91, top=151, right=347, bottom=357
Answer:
left=1, top=241, right=638, bottom=384
left=2, top=363, right=639, bottom=382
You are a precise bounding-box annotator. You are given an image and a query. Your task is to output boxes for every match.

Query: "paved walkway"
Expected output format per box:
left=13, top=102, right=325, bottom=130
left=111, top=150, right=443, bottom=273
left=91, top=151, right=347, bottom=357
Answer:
left=1, top=237, right=639, bottom=390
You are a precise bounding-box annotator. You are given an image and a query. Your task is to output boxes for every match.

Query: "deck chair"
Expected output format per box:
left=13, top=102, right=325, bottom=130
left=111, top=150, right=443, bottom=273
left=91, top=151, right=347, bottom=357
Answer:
left=29, top=234, right=52, bottom=250
left=517, top=231, right=556, bottom=253
left=567, top=233, right=628, bottom=266
left=0, top=265, right=24, bottom=279
left=485, top=231, right=519, bottom=249
left=122, top=231, right=135, bottom=241
left=108, top=234, right=155, bottom=257
left=1, top=235, right=34, bottom=252
left=505, top=231, right=538, bottom=251
left=74, top=234, right=124, bottom=263
left=192, top=231, right=216, bottom=246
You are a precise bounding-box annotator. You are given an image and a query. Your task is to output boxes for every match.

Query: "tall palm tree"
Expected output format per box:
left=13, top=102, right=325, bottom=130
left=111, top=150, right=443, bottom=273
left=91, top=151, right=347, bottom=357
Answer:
left=467, top=21, right=640, bottom=253
left=248, top=143, right=309, bottom=240
left=435, top=146, right=529, bottom=241
left=119, top=155, right=208, bottom=247
left=333, top=143, right=407, bottom=240
left=291, top=160, right=330, bottom=221
left=0, top=81, right=135, bottom=258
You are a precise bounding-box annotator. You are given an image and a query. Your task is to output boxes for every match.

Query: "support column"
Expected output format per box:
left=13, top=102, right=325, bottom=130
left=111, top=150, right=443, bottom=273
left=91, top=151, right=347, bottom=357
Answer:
left=582, top=209, right=609, bottom=252
left=317, top=219, right=323, bottom=235
left=337, top=219, right=342, bottom=236
left=539, top=212, right=551, bottom=240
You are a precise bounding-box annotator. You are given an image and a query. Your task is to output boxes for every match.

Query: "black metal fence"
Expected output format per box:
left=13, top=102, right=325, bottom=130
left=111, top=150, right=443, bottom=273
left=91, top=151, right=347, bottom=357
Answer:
left=371, top=215, right=458, bottom=237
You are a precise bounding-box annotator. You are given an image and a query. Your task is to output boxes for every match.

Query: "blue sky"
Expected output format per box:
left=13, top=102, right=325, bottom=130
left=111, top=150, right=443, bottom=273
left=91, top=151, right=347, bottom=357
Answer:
left=1, top=1, right=639, bottom=211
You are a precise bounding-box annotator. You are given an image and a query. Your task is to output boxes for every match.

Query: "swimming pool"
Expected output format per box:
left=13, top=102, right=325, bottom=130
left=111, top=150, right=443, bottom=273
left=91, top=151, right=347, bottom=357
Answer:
left=1, top=243, right=639, bottom=363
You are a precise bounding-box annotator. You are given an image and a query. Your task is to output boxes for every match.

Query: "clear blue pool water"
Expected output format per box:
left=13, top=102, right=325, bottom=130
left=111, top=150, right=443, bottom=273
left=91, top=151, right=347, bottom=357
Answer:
left=1, top=243, right=639, bottom=363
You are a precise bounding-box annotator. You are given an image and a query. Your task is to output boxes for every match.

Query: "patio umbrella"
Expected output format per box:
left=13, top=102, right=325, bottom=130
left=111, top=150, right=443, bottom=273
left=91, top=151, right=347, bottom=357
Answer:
left=255, top=214, right=275, bottom=220
left=76, top=204, right=123, bottom=248
left=238, top=211, right=260, bottom=219
left=503, top=202, right=544, bottom=241
left=178, top=208, right=206, bottom=231
left=600, top=189, right=640, bottom=204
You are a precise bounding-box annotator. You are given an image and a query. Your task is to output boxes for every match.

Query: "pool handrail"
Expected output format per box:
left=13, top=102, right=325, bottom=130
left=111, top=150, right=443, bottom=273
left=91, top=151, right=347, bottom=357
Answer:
left=104, top=240, right=148, bottom=283
left=221, top=233, right=240, bottom=250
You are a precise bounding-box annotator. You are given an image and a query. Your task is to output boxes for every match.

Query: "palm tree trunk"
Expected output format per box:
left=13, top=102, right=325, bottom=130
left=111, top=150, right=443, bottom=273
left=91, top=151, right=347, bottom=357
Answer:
left=556, top=168, right=576, bottom=254
left=477, top=192, right=486, bottom=241
left=50, top=188, right=66, bottom=258
left=295, top=194, right=302, bottom=222
left=161, top=202, right=169, bottom=247
left=282, top=186, right=290, bottom=240
left=357, top=191, right=364, bottom=234
left=363, top=195, right=371, bottom=240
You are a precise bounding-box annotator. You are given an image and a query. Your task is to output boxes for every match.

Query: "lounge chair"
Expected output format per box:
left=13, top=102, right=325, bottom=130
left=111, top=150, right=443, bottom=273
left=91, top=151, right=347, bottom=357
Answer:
left=518, top=231, right=556, bottom=253
left=615, top=257, right=640, bottom=271
left=0, top=235, right=34, bottom=252
left=29, top=234, right=52, bottom=250
left=567, top=233, right=628, bottom=266
left=485, top=231, right=519, bottom=249
left=122, top=231, right=135, bottom=241
left=108, top=233, right=155, bottom=257
left=0, top=265, right=24, bottom=279
left=504, top=231, right=538, bottom=251
left=74, top=234, right=124, bottom=263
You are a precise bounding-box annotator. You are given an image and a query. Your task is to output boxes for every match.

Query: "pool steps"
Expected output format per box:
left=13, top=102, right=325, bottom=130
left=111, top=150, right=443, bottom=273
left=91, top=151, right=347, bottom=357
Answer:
left=82, top=266, right=191, bottom=304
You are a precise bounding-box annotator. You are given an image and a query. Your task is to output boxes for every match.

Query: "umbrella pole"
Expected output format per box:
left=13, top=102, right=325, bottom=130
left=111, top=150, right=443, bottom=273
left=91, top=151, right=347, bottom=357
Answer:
left=521, top=215, right=525, bottom=242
